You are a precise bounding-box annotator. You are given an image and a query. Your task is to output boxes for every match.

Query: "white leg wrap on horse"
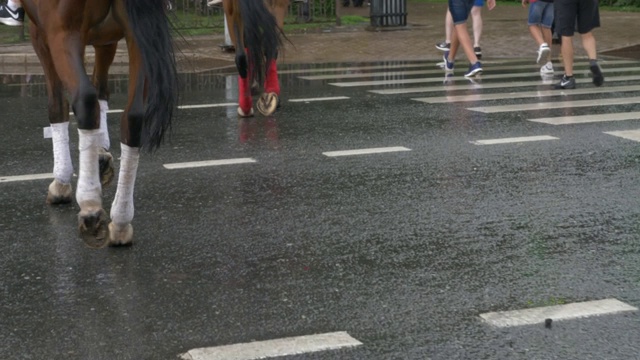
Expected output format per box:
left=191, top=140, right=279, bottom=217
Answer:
left=76, top=129, right=102, bottom=207
left=98, top=100, right=111, bottom=150
left=110, top=144, right=139, bottom=226
left=51, top=122, right=73, bottom=184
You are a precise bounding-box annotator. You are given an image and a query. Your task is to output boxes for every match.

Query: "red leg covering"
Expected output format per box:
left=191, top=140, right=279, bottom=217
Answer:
left=238, top=74, right=252, bottom=115
left=264, top=60, right=280, bottom=95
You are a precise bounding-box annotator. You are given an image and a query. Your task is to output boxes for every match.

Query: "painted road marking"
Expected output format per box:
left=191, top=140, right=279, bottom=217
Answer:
left=299, top=61, right=640, bottom=81
left=468, top=96, right=640, bottom=114
left=369, top=75, right=640, bottom=95
left=281, top=59, right=637, bottom=75
left=69, top=103, right=238, bottom=116
left=414, top=85, right=640, bottom=103
left=0, top=173, right=54, bottom=183
left=604, top=129, right=640, bottom=142
left=289, top=96, right=350, bottom=102
left=480, top=298, right=638, bottom=327
left=470, top=135, right=558, bottom=145
left=279, top=63, right=430, bottom=75
left=179, top=103, right=238, bottom=109
left=330, top=67, right=640, bottom=88
left=323, top=146, right=411, bottom=157
left=179, top=332, right=363, bottom=360
left=164, top=158, right=256, bottom=169
left=529, top=111, right=640, bottom=125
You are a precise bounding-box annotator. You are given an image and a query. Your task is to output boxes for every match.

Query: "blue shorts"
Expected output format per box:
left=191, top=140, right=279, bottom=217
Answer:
left=528, top=1, right=554, bottom=28
left=474, top=0, right=484, bottom=7
left=449, top=0, right=476, bottom=24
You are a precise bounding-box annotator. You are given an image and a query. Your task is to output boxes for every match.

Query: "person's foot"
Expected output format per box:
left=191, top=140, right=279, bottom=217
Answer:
left=464, top=62, right=482, bottom=77
left=554, top=74, right=576, bottom=89
left=537, top=43, right=550, bottom=64
left=540, top=61, right=554, bottom=74
left=474, top=47, right=482, bottom=60
left=0, top=4, right=24, bottom=26
left=590, top=60, right=604, bottom=87
left=435, top=41, right=450, bottom=52
left=443, top=51, right=454, bottom=72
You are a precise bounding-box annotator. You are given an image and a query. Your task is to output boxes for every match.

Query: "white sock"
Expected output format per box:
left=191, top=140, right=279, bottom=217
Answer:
left=7, top=0, right=21, bottom=10
left=76, top=129, right=102, bottom=207
left=51, top=122, right=74, bottom=184
left=98, top=100, right=111, bottom=150
left=111, top=144, right=140, bottom=226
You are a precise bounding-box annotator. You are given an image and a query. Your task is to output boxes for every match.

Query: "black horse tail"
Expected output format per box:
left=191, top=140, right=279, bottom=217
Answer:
left=236, top=0, right=283, bottom=88
left=123, top=0, right=178, bottom=152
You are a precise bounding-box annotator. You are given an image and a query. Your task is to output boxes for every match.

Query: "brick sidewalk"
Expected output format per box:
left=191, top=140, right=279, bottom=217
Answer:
left=0, top=2, right=638, bottom=75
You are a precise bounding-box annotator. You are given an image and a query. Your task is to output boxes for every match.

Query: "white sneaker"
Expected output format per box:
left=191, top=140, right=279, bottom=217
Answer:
left=537, top=43, right=550, bottom=64
left=540, top=61, right=554, bottom=74
left=207, top=0, right=222, bottom=7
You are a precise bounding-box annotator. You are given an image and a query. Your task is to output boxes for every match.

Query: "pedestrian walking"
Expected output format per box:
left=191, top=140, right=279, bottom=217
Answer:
left=523, top=0, right=554, bottom=76
left=553, top=0, right=603, bottom=89
left=442, top=0, right=496, bottom=78
left=435, top=2, right=484, bottom=59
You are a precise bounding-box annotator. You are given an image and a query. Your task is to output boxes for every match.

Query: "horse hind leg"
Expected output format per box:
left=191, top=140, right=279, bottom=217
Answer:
left=236, top=50, right=255, bottom=117
left=93, top=44, right=118, bottom=188
left=257, top=59, right=280, bottom=116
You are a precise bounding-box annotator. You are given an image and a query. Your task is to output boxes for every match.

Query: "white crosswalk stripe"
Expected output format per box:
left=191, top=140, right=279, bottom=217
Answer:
left=294, top=59, right=640, bottom=148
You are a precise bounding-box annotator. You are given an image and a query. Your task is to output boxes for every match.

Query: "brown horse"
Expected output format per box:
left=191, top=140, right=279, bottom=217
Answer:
left=223, top=0, right=289, bottom=117
left=21, top=0, right=178, bottom=247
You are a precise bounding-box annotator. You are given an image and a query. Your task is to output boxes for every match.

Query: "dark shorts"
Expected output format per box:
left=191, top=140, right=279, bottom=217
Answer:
left=449, top=0, right=476, bottom=24
left=554, top=0, right=600, bottom=36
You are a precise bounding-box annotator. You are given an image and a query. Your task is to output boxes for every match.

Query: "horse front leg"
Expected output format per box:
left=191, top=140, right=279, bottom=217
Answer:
left=45, top=30, right=109, bottom=246
left=30, top=24, right=74, bottom=205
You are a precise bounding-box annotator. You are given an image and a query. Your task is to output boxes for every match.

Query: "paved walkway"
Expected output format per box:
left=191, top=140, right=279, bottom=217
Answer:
left=0, top=2, right=639, bottom=75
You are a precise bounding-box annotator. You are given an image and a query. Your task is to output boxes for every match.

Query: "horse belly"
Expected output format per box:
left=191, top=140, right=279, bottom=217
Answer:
left=87, top=13, right=124, bottom=45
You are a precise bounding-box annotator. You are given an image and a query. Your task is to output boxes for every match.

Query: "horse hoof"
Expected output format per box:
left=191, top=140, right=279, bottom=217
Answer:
left=46, top=179, right=73, bottom=205
left=237, top=106, right=254, bottom=118
left=108, top=222, right=133, bottom=246
left=98, top=148, right=115, bottom=187
left=78, top=208, right=110, bottom=248
left=257, top=93, right=279, bottom=116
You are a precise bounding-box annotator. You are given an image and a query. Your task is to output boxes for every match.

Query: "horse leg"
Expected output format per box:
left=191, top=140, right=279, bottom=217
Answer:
left=107, top=41, right=145, bottom=246
left=46, top=31, right=108, bottom=247
left=92, top=44, right=117, bottom=188
left=225, top=1, right=253, bottom=117
left=257, top=0, right=287, bottom=116
left=29, top=24, right=74, bottom=205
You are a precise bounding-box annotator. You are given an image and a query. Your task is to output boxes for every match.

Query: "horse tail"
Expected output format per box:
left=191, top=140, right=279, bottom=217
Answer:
left=234, top=0, right=283, bottom=88
left=123, top=0, right=178, bottom=152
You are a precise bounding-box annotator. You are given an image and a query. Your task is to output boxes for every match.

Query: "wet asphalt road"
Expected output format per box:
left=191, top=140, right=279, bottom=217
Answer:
left=2, top=59, right=640, bottom=359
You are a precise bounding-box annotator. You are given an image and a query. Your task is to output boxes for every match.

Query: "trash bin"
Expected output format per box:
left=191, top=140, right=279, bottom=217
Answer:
left=370, top=0, right=407, bottom=28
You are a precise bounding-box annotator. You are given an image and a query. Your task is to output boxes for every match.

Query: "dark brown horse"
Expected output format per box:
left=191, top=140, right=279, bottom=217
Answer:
left=22, top=0, right=178, bottom=247
left=223, top=0, right=288, bottom=117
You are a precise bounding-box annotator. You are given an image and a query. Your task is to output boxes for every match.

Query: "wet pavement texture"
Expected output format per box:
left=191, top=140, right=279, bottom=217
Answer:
left=2, top=58, right=640, bottom=359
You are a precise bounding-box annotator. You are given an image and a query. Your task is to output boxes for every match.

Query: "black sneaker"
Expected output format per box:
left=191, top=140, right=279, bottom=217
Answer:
left=0, top=4, right=24, bottom=26
left=590, top=61, right=604, bottom=87
left=474, top=47, right=482, bottom=60
left=554, top=74, right=576, bottom=89
left=435, top=41, right=450, bottom=52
